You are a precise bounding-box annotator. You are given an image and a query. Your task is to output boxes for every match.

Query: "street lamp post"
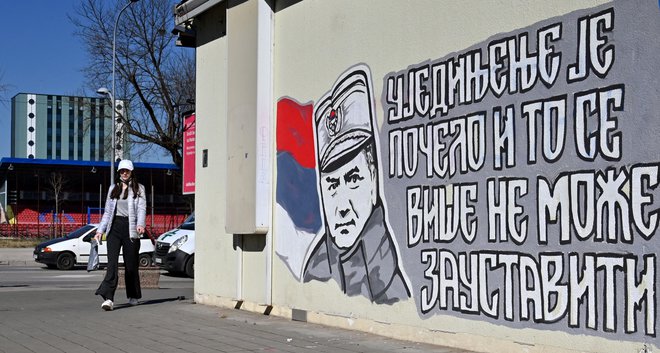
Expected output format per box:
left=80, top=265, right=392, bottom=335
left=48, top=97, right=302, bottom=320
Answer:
left=96, top=87, right=115, bottom=184
left=98, top=0, right=140, bottom=186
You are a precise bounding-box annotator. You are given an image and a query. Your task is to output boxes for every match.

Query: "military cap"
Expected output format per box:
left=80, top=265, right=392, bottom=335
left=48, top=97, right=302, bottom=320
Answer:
left=314, top=66, right=376, bottom=172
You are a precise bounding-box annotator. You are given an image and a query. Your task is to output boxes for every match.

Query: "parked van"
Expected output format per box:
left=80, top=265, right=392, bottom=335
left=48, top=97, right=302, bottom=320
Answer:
left=154, top=214, right=194, bottom=278
left=33, top=224, right=156, bottom=270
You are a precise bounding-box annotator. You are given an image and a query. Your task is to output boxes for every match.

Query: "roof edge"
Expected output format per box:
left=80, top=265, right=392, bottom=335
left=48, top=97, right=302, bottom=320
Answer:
left=175, top=0, right=224, bottom=25
left=0, top=157, right=178, bottom=170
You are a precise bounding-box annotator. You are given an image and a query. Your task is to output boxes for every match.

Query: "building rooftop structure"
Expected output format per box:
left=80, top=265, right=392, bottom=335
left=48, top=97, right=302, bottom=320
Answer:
left=11, top=93, right=129, bottom=162
left=0, top=157, right=188, bottom=237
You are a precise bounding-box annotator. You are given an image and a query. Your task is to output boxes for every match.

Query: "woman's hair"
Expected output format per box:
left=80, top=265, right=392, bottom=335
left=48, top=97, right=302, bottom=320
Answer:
left=109, top=172, right=141, bottom=200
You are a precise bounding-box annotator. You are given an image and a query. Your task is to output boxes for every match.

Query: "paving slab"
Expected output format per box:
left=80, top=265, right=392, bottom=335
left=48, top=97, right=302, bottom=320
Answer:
left=0, top=248, right=476, bottom=353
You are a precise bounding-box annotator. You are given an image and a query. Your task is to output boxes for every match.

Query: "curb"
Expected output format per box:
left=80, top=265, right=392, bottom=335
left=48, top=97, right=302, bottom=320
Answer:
left=0, top=260, right=32, bottom=266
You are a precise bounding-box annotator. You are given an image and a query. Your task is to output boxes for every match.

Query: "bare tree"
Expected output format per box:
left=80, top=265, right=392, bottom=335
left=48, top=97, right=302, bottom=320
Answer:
left=70, top=0, right=195, bottom=167
left=0, top=69, right=9, bottom=104
left=47, top=172, right=69, bottom=238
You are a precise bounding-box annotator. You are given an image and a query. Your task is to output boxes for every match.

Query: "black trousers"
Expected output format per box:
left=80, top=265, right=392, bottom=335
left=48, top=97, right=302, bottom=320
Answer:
left=95, top=216, right=141, bottom=301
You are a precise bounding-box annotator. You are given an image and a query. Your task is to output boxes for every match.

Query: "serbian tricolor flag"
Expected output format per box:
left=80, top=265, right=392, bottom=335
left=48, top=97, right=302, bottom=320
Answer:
left=275, top=98, right=322, bottom=279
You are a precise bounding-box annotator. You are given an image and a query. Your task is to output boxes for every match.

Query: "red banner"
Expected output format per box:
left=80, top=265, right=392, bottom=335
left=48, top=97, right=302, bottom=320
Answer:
left=182, top=113, right=196, bottom=195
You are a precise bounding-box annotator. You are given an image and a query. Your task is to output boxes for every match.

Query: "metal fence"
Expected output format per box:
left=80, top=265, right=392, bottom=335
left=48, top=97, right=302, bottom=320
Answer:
left=0, top=214, right=188, bottom=239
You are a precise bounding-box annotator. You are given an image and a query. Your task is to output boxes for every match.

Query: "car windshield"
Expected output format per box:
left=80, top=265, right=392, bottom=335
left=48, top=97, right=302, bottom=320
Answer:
left=66, top=225, right=96, bottom=239
left=179, top=214, right=195, bottom=230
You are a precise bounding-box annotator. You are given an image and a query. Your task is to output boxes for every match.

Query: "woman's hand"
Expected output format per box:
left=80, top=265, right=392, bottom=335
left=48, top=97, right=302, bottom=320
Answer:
left=94, top=232, right=103, bottom=242
left=137, top=226, right=145, bottom=234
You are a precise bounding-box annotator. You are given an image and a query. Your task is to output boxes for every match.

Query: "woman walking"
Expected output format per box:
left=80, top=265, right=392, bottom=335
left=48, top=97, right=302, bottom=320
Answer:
left=94, top=160, right=147, bottom=311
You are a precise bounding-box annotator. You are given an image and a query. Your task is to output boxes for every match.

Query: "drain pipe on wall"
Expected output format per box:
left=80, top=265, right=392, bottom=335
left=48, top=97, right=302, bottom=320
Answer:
left=237, top=235, right=243, bottom=301
left=256, top=0, right=274, bottom=307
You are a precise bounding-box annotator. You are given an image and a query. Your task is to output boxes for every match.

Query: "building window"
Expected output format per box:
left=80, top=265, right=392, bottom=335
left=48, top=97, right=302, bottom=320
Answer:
left=56, top=96, right=62, bottom=159
left=68, top=97, right=74, bottom=160
left=99, top=102, right=105, bottom=160
left=90, top=99, right=96, bottom=160
left=78, top=97, right=84, bottom=160
left=47, top=95, right=53, bottom=159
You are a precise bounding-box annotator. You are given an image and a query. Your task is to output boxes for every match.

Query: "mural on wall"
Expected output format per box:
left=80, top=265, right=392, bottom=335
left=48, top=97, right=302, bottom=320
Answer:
left=302, top=66, right=411, bottom=304
left=276, top=0, right=658, bottom=341
left=275, top=98, right=321, bottom=280
left=381, top=2, right=657, bottom=340
left=275, top=69, right=412, bottom=303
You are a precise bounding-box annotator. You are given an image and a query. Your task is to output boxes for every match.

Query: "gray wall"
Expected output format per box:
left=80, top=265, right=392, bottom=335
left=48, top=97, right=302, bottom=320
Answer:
left=193, top=1, right=659, bottom=352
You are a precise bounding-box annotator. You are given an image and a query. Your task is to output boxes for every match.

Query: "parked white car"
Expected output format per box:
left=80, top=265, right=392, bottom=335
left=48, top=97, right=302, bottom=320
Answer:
left=154, top=214, right=195, bottom=278
left=33, top=224, right=156, bottom=270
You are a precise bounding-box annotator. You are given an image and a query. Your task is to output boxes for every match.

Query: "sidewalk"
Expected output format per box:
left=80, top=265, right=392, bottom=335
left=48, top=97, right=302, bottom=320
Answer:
left=0, top=248, right=33, bottom=266
left=0, top=248, right=475, bottom=352
left=0, top=288, right=472, bottom=353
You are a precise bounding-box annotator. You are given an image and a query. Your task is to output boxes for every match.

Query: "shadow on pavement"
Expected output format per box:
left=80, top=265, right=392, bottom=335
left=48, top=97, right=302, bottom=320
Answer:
left=112, top=296, right=187, bottom=310
left=160, top=271, right=190, bottom=278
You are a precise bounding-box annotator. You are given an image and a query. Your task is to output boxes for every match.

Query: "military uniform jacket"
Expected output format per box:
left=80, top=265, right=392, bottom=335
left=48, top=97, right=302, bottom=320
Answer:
left=303, top=204, right=410, bottom=304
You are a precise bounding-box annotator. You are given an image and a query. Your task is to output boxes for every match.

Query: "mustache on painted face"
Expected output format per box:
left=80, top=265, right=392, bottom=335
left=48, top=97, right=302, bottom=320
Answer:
left=335, top=219, right=356, bottom=234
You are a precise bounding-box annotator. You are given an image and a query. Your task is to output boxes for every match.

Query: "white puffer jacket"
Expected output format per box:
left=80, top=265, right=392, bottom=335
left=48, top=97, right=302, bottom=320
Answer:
left=97, top=183, right=147, bottom=239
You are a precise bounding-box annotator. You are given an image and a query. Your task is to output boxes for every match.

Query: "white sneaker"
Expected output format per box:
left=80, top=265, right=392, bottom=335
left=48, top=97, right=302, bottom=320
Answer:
left=101, top=299, right=114, bottom=311
left=128, top=298, right=139, bottom=306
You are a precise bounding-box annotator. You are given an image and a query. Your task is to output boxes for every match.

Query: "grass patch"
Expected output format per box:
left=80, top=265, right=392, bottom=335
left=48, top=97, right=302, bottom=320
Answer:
left=0, top=238, right=43, bottom=248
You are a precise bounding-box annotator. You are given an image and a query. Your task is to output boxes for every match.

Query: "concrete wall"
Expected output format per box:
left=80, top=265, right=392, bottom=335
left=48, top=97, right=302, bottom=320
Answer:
left=193, top=1, right=660, bottom=352
left=193, top=2, right=237, bottom=302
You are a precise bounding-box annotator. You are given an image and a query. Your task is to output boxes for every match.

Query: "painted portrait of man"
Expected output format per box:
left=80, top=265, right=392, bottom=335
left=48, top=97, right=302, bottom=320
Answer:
left=302, top=65, right=411, bottom=304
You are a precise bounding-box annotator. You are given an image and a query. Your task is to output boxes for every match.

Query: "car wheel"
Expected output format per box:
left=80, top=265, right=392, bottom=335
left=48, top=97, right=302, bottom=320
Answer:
left=138, top=253, right=152, bottom=268
left=185, top=255, right=194, bottom=278
left=56, top=253, right=75, bottom=270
